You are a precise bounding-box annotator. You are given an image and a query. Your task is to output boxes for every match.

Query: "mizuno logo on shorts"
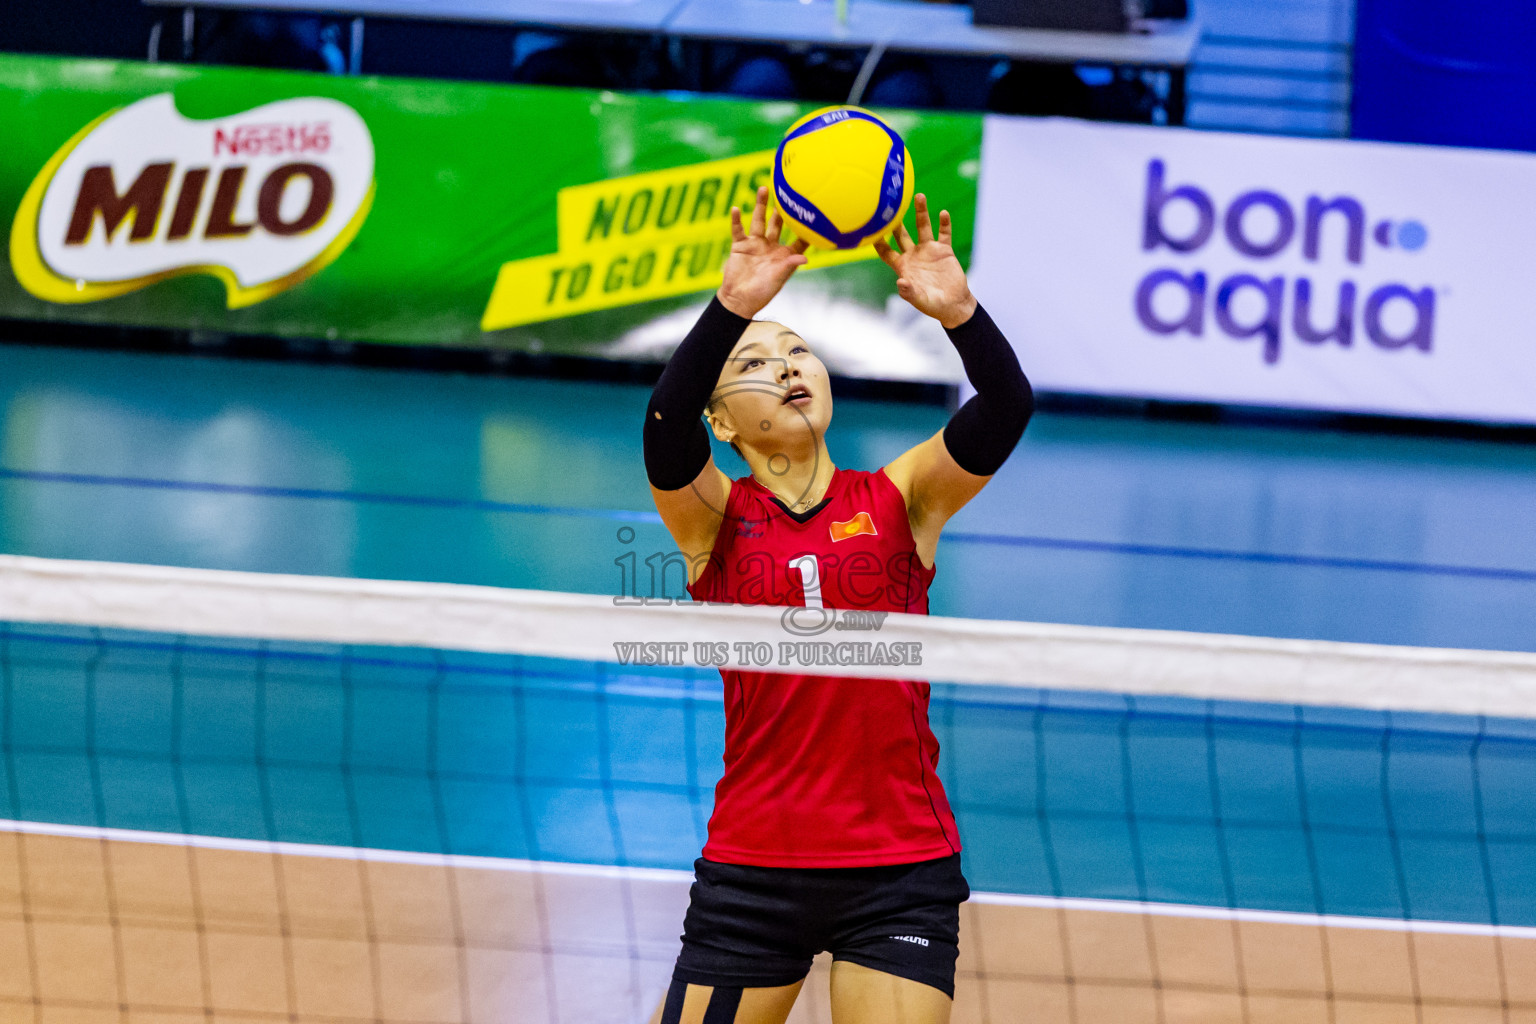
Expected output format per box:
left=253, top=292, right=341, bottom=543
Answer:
left=889, top=934, right=929, bottom=946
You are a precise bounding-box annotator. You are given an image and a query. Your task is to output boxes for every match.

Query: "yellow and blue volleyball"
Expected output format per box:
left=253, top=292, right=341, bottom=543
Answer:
left=772, top=106, right=915, bottom=250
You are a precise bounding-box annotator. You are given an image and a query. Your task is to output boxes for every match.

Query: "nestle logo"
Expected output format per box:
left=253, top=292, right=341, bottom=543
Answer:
left=213, top=122, right=332, bottom=158
left=1134, top=159, right=1435, bottom=365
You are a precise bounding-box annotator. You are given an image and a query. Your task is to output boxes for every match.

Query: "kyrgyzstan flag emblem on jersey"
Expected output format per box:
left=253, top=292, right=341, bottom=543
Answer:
left=830, top=511, right=877, bottom=543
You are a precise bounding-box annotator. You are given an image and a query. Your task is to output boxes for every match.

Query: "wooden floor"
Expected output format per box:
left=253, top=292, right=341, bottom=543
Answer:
left=1, top=829, right=1531, bottom=1024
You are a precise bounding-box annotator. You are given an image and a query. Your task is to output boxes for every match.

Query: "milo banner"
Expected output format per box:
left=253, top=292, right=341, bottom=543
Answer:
left=0, top=54, right=982, bottom=382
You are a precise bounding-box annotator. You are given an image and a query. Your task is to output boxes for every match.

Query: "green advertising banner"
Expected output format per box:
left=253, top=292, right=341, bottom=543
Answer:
left=0, top=54, right=982, bottom=381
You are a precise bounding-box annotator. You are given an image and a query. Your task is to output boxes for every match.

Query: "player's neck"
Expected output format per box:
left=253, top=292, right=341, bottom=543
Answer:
left=747, top=441, right=836, bottom=513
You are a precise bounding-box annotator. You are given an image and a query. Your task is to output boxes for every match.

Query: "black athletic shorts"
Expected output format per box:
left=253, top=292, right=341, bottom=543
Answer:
left=671, top=853, right=970, bottom=998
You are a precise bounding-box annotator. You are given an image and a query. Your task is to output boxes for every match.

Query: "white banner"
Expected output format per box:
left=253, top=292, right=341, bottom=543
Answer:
left=969, top=117, right=1536, bottom=423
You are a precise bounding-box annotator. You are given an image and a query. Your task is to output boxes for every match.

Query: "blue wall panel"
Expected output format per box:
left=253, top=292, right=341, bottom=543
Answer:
left=1353, top=0, right=1536, bottom=152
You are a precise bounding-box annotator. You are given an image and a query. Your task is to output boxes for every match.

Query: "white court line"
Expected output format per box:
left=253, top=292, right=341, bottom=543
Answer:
left=0, top=818, right=691, bottom=885
left=971, top=890, right=1536, bottom=940
left=4, top=818, right=1532, bottom=941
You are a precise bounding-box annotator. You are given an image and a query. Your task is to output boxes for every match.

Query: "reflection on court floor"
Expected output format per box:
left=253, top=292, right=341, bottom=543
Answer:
left=5, top=342, right=1536, bottom=651
left=2, top=826, right=1531, bottom=1024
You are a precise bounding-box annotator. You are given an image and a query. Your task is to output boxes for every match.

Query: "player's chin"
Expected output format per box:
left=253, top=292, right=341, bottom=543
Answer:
left=781, top=399, right=831, bottom=436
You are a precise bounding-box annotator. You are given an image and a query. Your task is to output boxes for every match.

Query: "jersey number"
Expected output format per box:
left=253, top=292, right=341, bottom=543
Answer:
left=789, top=554, right=823, bottom=609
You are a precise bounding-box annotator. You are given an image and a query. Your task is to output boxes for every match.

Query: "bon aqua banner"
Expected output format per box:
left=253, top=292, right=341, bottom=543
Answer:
left=0, top=54, right=981, bottom=381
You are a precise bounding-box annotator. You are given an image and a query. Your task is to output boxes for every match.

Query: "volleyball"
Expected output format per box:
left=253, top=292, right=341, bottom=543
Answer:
left=772, top=105, right=915, bottom=250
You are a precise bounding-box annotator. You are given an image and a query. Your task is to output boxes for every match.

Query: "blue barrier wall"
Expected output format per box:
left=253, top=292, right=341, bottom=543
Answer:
left=1352, top=0, right=1536, bottom=152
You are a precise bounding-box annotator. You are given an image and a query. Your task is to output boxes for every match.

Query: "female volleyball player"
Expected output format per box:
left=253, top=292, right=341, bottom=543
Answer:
left=643, top=187, right=1033, bottom=1024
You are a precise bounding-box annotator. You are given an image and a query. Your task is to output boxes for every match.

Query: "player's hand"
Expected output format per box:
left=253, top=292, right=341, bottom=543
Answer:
left=717, top=186, right=810, bottom=319
left=875, top=194, right=977, bottom=330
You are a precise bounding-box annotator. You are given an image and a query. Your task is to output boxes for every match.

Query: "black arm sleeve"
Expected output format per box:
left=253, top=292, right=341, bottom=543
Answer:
left=643, top=296, right=752, bottom=490
left=941, top=304, right=1034, bottom=476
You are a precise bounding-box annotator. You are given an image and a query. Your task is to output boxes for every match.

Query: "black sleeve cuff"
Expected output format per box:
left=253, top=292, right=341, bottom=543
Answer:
left=940, top=303, right=1034, bottom=476
left=642, top=296, right=752, bottom=490
left=697, top=295, right=753, bottom=340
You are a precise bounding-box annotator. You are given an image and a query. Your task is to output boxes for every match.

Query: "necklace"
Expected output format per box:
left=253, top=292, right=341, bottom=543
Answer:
left=790, top=487, right=827, bottom=511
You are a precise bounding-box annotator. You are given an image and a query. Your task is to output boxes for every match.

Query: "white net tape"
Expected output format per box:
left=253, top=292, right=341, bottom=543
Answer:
left=1, top=553, right=1532, bottom=719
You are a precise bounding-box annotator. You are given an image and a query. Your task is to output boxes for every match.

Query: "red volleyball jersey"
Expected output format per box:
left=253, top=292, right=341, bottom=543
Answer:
left=685, top=466, right=961, bottom=868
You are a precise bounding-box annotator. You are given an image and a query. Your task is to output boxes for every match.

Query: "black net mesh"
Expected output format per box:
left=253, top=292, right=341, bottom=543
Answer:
left=0, top=621, right=1532, bottom=1023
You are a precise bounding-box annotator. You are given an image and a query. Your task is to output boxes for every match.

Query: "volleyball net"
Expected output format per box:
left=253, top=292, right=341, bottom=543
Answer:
left=0, top=554, right=1532, bottom=1024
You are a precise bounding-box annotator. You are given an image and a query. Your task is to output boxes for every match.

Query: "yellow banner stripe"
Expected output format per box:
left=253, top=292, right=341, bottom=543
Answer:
left=483, top=150, right=876, bottom=332
left=557, top=150, right=773, bottom=251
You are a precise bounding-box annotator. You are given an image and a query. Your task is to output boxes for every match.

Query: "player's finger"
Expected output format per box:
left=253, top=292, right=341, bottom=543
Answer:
left=729, top=206, right=746, bottom=243
left=873, top=237, right=900, bottom=271
left=749, top=186, right=769, bottom=237
left=915, top=193, right=934, bottom=244
left=895, top=221, right=916, bottom=254
left=768, top=207, right=785, bottom=242
left=789, top=237, right=810, bottom=255
left=938, top=209, right=952, bottom=247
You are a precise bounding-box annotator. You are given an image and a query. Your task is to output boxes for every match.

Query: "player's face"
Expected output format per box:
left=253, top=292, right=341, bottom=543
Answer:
left=710, top=320, right=832, bottom=453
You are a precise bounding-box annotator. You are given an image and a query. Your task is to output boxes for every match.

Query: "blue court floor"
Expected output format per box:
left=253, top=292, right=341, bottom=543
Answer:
left=0, top=337, right=1533, bottom=929
left=2, top=339, right=1536, bottom=652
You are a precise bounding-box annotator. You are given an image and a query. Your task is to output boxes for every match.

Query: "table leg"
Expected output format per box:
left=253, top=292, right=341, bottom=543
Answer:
left=848, top=39, right=888, bottom=106
left=349, top=17, right=364, bottom=74
left=1167, top=65, right=1187, bottom=126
